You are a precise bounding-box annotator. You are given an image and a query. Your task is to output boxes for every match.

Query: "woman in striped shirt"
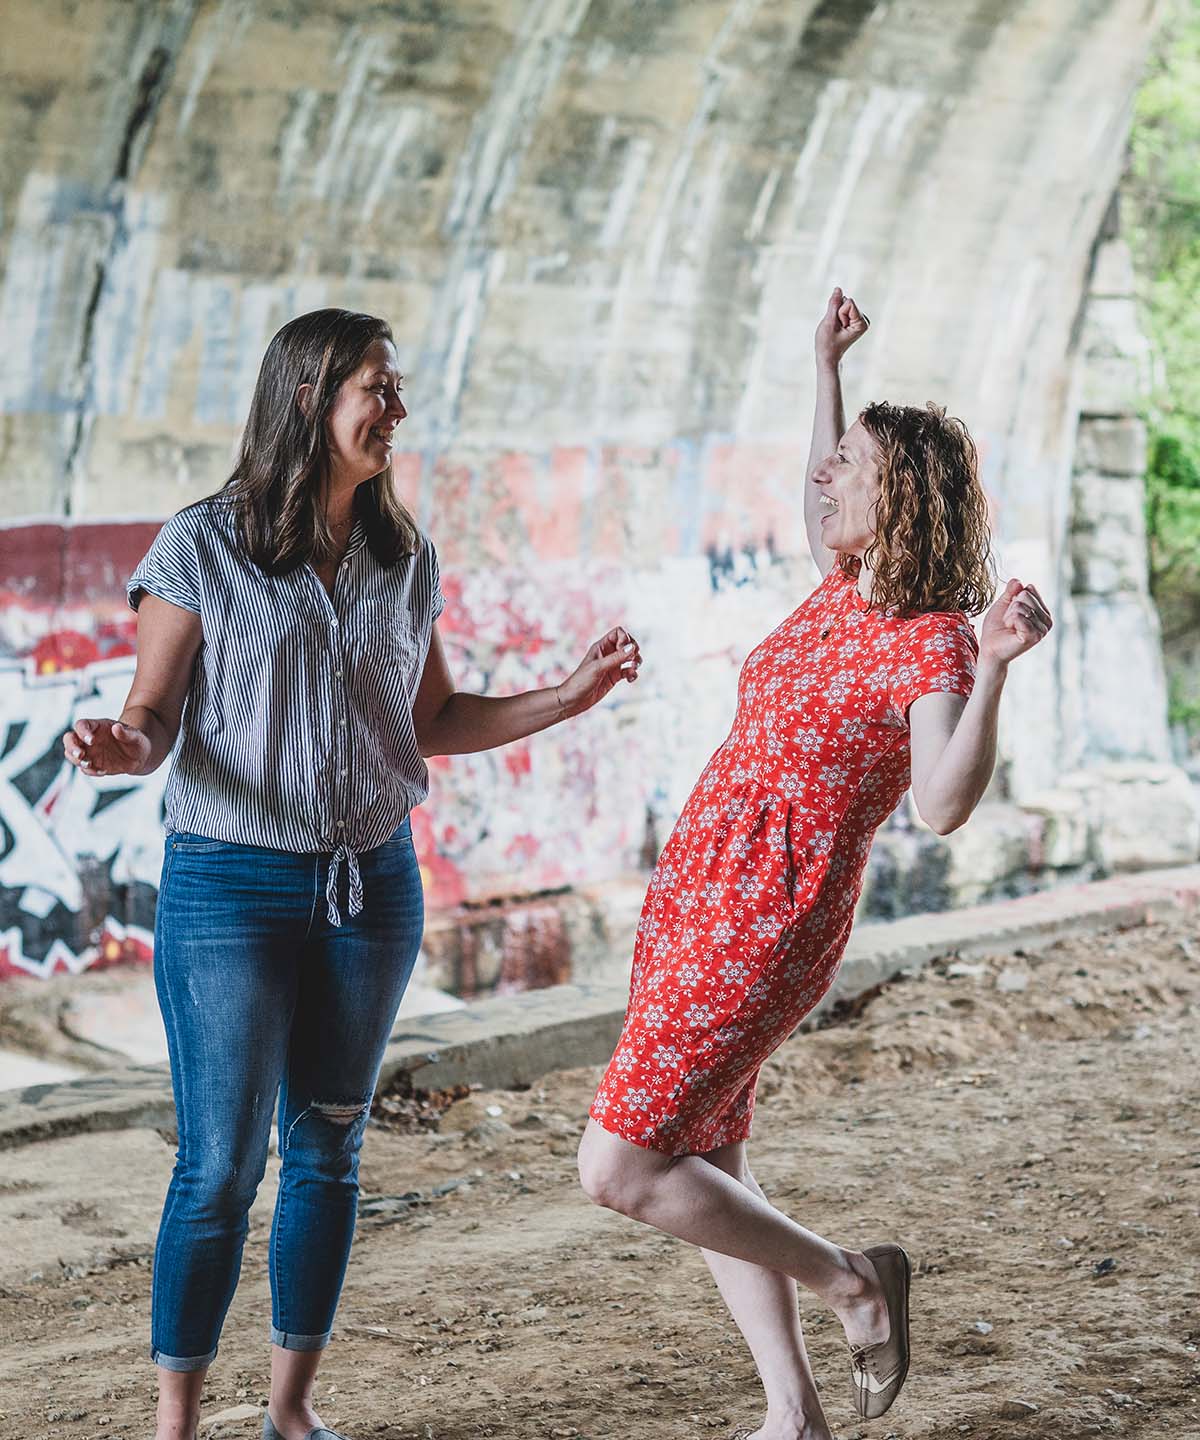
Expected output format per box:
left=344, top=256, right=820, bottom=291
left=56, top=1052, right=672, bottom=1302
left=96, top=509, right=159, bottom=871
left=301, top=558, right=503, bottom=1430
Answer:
left=61, top=308, right=641, bottom=1440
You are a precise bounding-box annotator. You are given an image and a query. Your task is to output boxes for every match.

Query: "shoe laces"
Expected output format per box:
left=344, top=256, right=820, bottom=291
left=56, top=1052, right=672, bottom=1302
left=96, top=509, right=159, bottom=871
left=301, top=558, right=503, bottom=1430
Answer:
left=849, top=1341, right=884, bottom=1378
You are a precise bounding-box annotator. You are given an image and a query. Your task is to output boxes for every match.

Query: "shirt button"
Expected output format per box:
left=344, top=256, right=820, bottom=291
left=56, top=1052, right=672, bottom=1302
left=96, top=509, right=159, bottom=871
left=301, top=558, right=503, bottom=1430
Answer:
left=340, top=767, right=348, bottom=777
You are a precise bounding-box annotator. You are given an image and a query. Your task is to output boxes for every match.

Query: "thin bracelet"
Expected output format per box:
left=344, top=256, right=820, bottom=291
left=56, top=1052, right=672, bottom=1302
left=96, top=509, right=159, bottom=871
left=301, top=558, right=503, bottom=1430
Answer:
left=555, top=683, right=566, bottom=715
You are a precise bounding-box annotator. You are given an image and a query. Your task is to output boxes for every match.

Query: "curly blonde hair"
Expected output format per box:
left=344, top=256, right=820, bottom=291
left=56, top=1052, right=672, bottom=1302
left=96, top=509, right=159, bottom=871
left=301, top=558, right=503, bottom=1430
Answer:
left=840, top=401, right=996, bottom=617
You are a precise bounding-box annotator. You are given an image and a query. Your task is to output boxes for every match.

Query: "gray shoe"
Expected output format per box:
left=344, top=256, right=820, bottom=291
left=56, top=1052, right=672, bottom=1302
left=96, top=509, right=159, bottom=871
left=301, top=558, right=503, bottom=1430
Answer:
left=848, top=1243, right=912, bottom=1419
left=262, top=1416, right=351, bottom=1440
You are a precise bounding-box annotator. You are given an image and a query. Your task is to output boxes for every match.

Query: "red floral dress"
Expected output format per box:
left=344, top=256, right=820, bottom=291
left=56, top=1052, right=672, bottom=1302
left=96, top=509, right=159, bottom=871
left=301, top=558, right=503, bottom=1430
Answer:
left=590, top=564, right=979, bottom=1155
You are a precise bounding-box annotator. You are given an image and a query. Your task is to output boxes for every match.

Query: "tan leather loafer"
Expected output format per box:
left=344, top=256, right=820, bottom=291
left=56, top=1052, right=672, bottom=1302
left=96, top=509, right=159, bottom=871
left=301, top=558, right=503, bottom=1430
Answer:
left=849, top=1243, right=912, bottom=1419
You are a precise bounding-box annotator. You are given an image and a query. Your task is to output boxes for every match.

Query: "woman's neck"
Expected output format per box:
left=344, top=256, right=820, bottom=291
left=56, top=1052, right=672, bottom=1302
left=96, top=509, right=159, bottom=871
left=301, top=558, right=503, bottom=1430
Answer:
left=322, top=476, right=359, bottom=532
left=854, top=552, right=875, bottom=604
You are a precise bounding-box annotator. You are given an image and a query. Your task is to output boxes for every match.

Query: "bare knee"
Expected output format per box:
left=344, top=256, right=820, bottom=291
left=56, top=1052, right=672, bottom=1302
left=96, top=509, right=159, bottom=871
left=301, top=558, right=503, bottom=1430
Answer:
left=576, top=1128, right=659, bottom=1217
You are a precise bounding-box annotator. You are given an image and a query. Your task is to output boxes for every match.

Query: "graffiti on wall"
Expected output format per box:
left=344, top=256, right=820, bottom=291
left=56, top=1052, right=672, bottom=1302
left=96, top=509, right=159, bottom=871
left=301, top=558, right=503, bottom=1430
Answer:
left=0, top=438, right=812, bottom=978
left=0, top=650, right=159, bottom=978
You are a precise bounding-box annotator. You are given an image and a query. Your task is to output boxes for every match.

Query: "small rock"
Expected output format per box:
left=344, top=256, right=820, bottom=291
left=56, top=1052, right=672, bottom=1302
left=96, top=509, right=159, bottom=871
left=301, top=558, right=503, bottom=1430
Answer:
left=946, top=961, right=987, bottom=979
left=999, top=1400, right=1039, bottom=1420
left=1093, top=1257, right=1118, bottom=1277
left=1103, top=1389, right=1133, bottom=1406
left=1055, top=1236, right=1074, bottom=1249
left=484, top=1104, right=504, bottom=1117
left=969, top=1320, right=994, bottom=1335
left=202, top=1405, right=262, bottom=1427
left=996, top=968, right=1030, bottom=993
left=358, top=1193, right=426, bottom=1218
left=463, top=1117, right=515, bottom=1143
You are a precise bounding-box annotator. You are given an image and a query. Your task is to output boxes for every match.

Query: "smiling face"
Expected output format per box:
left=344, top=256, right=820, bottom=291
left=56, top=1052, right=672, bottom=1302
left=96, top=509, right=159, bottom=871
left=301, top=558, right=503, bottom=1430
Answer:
left=810, top=417, right=882, bottom=556
left=323, top=338, right=407, bottom=486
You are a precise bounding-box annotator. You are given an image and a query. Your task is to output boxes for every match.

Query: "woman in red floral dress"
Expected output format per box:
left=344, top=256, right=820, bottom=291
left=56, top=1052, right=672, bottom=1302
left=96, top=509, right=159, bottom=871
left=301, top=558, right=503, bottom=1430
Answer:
left=578, top=288, right=1053, bottom=1438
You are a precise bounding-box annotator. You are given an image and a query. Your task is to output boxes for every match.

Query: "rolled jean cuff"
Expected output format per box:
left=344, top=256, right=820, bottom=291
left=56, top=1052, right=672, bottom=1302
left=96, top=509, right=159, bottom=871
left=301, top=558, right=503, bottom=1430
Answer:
left=271, top=1325, right=331, bottom=1352
left=151, top=1344, right=217, bottom=1372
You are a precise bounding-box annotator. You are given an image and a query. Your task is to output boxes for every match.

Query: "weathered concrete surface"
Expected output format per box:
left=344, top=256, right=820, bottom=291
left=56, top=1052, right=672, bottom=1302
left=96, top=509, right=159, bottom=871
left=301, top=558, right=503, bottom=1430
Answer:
left=2, top=862, right=1196, bottom=1151
left=0, top=950, right=468, bottom=1085
left=2, top=0, right=1191, bottom=980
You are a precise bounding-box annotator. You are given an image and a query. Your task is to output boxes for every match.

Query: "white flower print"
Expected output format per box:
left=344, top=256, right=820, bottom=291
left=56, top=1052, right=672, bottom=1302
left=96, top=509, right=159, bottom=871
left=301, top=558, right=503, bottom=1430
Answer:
left=778, top=770, right=807, bottom=797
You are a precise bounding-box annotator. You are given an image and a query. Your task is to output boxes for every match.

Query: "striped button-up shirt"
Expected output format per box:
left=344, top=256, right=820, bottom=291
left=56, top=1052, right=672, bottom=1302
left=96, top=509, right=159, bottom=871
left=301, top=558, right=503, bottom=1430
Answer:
left=127, top=498, right=443, bottom=924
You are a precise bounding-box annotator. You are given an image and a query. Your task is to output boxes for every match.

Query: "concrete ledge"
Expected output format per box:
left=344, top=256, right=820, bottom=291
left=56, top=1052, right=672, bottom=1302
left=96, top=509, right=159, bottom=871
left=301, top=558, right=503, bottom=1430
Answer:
left=1, top=864, right=1197, bottom=1151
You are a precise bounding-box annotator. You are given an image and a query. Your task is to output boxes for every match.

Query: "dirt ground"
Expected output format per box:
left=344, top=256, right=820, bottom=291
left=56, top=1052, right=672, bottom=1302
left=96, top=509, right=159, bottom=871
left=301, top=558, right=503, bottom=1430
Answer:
left=0, top=914, right=1197, bottom=1440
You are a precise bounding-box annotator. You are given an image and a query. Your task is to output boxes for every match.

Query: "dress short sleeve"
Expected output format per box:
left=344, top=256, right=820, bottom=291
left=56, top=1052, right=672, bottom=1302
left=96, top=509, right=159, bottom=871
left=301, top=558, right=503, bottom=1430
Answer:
left=127, top=506, right=204, bottom=614
left=887, top=612, right=978, bottom=721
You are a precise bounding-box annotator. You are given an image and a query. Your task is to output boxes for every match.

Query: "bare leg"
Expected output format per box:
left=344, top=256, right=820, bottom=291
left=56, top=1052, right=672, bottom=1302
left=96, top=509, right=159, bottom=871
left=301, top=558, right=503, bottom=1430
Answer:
left=268, top=1345, right=327, bottom=1439
left=698, top=1141, right=832, bottom=1440
left=577, top=1120, right=887, bottom=1351
left=155, top=1369, right=206, bottom=1440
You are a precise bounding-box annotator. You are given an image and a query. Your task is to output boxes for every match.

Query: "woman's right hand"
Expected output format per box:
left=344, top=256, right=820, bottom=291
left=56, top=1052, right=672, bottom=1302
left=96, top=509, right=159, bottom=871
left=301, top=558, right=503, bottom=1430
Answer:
left=815, top=286, right=869, bottom=367
left=62, top=718, right=152, bottom=778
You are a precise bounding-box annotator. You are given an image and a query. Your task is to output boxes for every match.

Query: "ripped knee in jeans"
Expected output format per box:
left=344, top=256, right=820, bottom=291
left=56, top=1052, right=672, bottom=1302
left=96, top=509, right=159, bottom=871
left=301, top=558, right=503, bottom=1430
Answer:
left=309, top=1099, right=370, bottom=1127
left=282, top=1097, right=371, bottom=1156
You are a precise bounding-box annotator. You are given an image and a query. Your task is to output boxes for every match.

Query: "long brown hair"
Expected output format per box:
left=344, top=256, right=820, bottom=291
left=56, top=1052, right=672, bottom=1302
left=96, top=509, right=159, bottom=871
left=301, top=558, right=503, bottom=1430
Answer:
left=845, top=401, right=996, bottom=617
left=218, top=308, right=418, bottom=571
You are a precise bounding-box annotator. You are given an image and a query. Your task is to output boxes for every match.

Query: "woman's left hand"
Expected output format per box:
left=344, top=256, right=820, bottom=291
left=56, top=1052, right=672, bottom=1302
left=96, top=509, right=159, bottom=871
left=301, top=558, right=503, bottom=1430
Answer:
left=979, top=579, right=1053, bottom=667
left=556, top=627, right=642, bottom=718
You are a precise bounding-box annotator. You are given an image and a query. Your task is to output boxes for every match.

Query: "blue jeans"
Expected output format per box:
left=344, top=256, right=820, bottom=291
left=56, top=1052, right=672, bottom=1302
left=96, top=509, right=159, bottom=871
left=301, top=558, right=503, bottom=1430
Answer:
left=150, top=820, right=423, bottom=1372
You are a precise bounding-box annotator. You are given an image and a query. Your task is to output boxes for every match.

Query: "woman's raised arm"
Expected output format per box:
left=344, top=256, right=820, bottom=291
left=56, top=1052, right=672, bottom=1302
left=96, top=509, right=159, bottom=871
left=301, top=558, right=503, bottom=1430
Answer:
left=805, top=287, right=869, bottom=576
left=908, top=581, right=1053, bottom=833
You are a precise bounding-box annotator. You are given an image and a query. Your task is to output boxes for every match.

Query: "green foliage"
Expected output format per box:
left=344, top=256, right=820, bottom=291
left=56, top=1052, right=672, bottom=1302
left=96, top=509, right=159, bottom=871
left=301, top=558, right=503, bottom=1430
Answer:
left=1124, top=0, right=1200, bottom=728
left=1145, top=429, right=1200, bottom=587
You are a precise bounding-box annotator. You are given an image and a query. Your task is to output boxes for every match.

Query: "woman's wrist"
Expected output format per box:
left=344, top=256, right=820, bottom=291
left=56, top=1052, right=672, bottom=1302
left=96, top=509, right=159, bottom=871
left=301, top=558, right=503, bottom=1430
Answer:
left=974, top=653, right=1010, bottom=693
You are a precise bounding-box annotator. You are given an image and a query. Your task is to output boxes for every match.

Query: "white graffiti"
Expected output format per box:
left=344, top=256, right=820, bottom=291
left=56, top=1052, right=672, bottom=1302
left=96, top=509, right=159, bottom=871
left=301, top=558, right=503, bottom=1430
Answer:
left=0, top=654, right=165, bottom=978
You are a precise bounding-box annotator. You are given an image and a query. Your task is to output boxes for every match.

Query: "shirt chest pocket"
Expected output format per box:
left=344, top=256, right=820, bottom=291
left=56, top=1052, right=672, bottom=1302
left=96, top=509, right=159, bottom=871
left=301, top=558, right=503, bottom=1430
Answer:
left=353, top=603, right=422, bottom=680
